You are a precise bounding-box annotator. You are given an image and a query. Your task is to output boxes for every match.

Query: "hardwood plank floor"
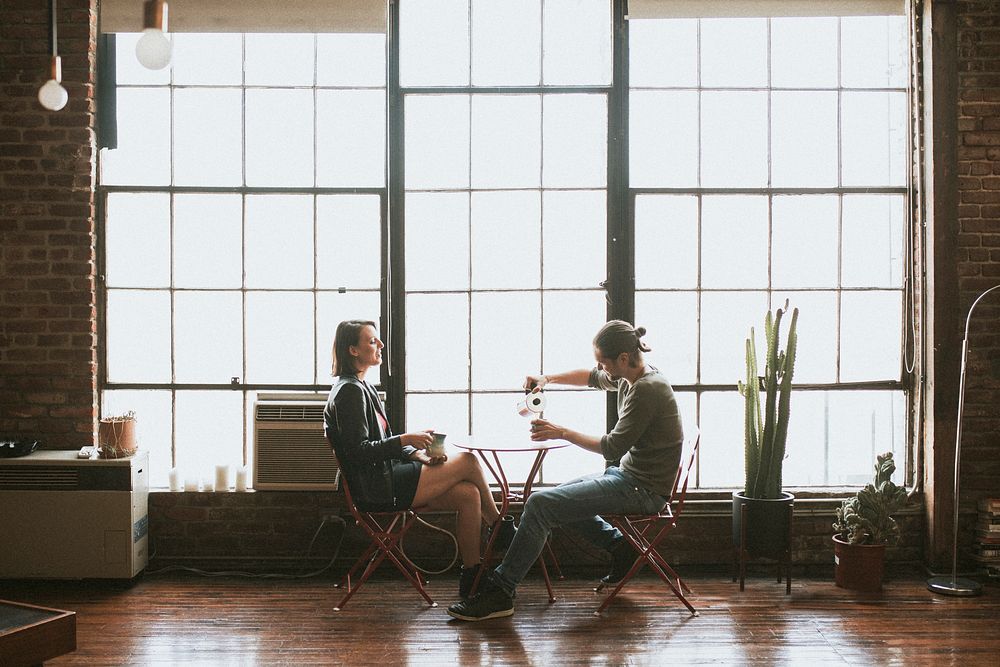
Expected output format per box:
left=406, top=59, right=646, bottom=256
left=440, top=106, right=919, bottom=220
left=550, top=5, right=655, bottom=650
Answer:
left=1, top=571, right=998, bottom=665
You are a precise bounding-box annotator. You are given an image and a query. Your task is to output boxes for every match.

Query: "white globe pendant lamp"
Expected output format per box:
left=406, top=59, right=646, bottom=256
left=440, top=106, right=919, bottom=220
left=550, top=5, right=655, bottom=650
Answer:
left=136, top=1, right=172, bottom=70
left=38, top=0, right=68, bottom=111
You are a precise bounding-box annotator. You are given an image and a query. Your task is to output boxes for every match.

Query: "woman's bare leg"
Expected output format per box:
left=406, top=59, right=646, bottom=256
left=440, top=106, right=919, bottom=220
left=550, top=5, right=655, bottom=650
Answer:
left=411, top=451, right=501, bottom=524
left=421, top=481, right=481, bottom=567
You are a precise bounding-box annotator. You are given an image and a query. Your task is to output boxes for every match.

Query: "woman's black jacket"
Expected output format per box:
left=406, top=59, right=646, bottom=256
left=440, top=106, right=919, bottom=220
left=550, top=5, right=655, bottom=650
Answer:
left=324, top=375, right=417, bottom=510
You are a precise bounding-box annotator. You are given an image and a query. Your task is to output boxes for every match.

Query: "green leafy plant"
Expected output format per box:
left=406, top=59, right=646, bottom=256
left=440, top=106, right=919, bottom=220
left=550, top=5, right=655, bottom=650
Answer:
left=833, top=452, right=908, bottom=545
left=737, top=301, right=798, bottom=500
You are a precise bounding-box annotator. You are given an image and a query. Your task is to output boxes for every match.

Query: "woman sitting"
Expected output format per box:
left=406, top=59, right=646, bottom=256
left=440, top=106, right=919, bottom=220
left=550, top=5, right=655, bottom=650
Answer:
left=324, top=319, right=513, bottom=597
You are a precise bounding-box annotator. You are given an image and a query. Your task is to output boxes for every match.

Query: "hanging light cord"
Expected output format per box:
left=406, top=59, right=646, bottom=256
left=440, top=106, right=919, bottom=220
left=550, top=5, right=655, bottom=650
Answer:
left=49, top=0, right=57, bottom=58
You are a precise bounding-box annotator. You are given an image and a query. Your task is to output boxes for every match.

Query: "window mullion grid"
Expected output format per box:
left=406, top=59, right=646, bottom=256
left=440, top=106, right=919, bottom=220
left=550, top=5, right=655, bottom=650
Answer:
left=695, top=17, right=704, bottom=487
left=538, top=93, right=546, bottom=484
left=312, top=35, right=319, bottom=390
left=464, top=0, right=473, bottom=434
left=836, top=17, right=844, bottom=387
left=388, top=0, right=405, bottom=429
left=766, top=17, right=773, bottom=314
left=240, top=33, right=248, bottom=466
left=168, top=66, right=178, bottom=467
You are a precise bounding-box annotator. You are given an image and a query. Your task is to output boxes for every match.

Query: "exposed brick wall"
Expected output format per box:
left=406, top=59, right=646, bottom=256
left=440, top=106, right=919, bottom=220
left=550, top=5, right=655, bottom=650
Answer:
left=0, top=0, right=97, bottom=448
left=148, top=492, right=923, bottom=577
left=956, top=1, right=1000, bottom=541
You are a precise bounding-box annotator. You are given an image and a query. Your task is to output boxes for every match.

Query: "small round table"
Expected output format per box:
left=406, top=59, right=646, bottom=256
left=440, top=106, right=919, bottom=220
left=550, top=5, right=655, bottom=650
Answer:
left=453, top=435, right=568, bottom=601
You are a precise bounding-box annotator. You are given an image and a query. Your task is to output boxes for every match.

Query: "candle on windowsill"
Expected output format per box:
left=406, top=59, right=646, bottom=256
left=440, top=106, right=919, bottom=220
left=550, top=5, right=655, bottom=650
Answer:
left=215, top=465, right=230, bottom=491
left=202, top=477, right=214, bottom=492
left=168, top=467, right=182, bottom=492
left=183, top=477, right=198, bottom=492
left=235, top=466, right=248, bottom=491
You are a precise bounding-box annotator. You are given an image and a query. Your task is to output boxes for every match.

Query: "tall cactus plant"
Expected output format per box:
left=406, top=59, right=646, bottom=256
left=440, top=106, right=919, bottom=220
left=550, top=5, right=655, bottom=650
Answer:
left=737, top=301, right=798, bottom=499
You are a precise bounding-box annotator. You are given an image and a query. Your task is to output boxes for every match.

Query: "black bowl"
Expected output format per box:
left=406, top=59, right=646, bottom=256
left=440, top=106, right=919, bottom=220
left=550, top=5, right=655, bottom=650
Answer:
left=0, top=439, right=40, bottom=458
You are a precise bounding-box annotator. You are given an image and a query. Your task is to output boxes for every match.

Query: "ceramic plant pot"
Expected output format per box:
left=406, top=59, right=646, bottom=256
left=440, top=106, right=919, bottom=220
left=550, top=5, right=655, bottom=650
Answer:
left=833, top=533, right=886, bottom=593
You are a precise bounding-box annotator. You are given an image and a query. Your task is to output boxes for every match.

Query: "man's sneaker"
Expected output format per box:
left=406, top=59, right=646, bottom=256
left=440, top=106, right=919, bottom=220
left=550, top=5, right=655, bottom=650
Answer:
left=488, top=515, right=516, bottom=551
left=601, top=538, right=635, bottom=585
left=458, top=564, right=481, bottom=600
left=447, top=575, right=514, bottom=622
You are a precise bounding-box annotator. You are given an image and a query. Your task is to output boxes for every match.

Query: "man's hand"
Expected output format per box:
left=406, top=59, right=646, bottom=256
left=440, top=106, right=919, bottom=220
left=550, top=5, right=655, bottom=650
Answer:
left=523, top=375, right=547, bottom=392
left=530, top=418, right=565, bottom=442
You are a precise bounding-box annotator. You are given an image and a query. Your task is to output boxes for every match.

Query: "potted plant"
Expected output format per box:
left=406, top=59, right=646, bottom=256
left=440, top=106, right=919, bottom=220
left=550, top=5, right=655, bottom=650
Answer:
left=733, top=301, right=798, bottom=590
left=832, top=451, right=907, bottom=593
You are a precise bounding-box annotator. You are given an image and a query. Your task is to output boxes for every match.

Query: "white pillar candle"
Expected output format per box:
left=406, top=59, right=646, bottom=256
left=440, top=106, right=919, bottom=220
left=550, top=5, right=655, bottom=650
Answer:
left=202, top=477, right=214, bottom=492
left=168, top=467, right=182, bottom=492
left=235, top=466, right=248, bottom=491
left=215, top=465, right=230, bottom=491
left=183, top=477, right=198, bottom=492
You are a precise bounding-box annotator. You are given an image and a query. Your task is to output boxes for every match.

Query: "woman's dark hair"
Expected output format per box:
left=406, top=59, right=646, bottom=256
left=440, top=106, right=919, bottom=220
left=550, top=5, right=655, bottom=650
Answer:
left=331, top=319, right=377, bottom=376
left=593, top=320, right=651, bottom=367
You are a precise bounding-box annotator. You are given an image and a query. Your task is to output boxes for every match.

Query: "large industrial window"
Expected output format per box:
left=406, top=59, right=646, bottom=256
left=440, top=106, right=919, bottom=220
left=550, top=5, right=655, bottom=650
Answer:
left=629, top=5, right=910, bottom=487
left=99, top=32, right=386, bottom=487
left=399, top=0, right=612, bottom=485
left=100, top=0, right=912, bottom=490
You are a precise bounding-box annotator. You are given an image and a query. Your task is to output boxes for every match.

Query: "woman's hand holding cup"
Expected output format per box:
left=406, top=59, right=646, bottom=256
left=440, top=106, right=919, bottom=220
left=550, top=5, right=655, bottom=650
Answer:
left=402, top=431, right=433, bottom=449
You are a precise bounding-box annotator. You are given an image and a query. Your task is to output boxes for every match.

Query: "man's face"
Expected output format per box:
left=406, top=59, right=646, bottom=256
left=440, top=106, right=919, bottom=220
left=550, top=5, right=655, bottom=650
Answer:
left=594, top=347, right=628, bottom=380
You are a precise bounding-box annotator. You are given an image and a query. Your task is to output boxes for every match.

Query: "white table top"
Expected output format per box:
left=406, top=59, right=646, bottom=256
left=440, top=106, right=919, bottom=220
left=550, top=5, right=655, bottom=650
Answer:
left=450, top=434, right=569, bottom=453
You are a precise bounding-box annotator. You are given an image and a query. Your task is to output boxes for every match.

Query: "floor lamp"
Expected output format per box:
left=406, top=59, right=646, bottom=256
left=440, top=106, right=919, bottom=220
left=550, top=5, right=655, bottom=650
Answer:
left=927, top=284, right=1000, bottom=597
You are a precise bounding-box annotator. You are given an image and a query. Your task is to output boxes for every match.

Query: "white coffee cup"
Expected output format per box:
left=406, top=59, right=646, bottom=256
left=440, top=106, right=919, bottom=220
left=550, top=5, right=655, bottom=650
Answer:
left=427, top=432, right=446, bottom=457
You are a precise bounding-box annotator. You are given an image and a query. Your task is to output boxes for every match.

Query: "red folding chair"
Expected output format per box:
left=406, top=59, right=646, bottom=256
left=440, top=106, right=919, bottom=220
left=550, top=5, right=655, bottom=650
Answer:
left=331, top=458, right=436, bottom=611
left=594, top=428, right=701, bottom=615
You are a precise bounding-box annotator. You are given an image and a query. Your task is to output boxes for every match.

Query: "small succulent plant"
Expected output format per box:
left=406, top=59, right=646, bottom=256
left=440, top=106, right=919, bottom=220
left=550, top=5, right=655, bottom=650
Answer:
left=833, top=452, right=908, bottom=545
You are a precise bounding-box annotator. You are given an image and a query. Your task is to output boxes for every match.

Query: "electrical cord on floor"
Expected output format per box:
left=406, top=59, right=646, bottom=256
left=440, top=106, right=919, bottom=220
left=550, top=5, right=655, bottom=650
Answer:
left=145, top=515, right=348, bottom=579
left=398, top=513, right=459, bottom=575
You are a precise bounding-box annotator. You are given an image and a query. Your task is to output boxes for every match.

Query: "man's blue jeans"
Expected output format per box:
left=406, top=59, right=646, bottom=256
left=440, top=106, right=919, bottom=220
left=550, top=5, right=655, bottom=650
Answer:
left=493, top=466, right=666, bottom=595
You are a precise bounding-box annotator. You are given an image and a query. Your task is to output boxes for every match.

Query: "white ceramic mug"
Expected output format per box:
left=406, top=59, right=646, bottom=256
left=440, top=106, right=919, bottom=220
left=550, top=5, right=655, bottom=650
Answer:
left=426, top=432, right=446, bottom=457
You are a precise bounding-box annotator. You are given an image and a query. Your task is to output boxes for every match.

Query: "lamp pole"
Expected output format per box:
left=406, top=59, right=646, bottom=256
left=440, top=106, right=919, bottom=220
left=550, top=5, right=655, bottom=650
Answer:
left=927, top=284, right=1000, bottom=597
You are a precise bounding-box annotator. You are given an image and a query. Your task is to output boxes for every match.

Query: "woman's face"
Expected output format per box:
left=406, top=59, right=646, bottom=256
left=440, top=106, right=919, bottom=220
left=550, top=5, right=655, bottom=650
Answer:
left=351, top=325, right=383, bottom=369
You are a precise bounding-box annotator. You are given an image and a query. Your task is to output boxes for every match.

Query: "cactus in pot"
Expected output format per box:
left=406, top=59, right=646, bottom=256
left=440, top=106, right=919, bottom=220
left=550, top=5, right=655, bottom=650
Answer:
left=833, top=452, right=908, bottom=545
left=737, top=301, right=798, bottom=500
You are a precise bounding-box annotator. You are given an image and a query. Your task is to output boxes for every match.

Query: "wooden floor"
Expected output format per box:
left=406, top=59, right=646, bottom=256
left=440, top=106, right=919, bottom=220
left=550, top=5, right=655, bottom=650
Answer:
left=2, top=570, right=998, bottom=666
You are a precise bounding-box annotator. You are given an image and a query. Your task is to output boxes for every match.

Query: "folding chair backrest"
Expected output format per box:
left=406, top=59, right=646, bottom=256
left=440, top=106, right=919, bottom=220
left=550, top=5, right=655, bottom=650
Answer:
left=669, top=427, right=701, bottom=519
left=326, top=434, right=366, bottom=521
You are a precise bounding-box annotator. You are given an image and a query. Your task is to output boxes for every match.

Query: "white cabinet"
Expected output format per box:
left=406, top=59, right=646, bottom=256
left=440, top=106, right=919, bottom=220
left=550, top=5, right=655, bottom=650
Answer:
left=0, top=450, right=149, bottom=579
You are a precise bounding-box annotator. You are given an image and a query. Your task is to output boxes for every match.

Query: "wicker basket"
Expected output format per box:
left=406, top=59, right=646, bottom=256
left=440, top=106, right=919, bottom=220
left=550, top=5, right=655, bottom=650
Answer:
left=98, top=412, right=137, bottom=459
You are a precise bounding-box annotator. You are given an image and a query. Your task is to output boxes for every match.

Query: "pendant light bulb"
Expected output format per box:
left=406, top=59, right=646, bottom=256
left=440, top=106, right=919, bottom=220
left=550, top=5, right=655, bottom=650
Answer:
left=39, top=0, right=67, bottom=111
left=38, top=55, right=68, bottom=111
left=136, top=1, right=172, bottom=70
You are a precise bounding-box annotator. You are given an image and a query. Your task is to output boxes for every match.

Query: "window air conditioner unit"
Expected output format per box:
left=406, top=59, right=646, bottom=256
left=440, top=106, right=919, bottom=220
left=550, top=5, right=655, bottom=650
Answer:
left=253, top=393, right=339, bottom=491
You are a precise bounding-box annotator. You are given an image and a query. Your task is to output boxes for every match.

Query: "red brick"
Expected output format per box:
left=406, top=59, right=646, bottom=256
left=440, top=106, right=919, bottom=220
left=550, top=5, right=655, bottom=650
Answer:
left=959, top=117, right=980, bottom=131
left=960, top=146, right=988, bottom=160
left=964, top=132, right=1000, bottom=146
left=960, top=103, right=1000, bottom=117
left=970, top=162, right=993, bottom=175
left=25, top=392, right=67, bottom=406
left=962, top=190, right=1000, bottom=204
left=959, top=204, right=982, bottom=218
